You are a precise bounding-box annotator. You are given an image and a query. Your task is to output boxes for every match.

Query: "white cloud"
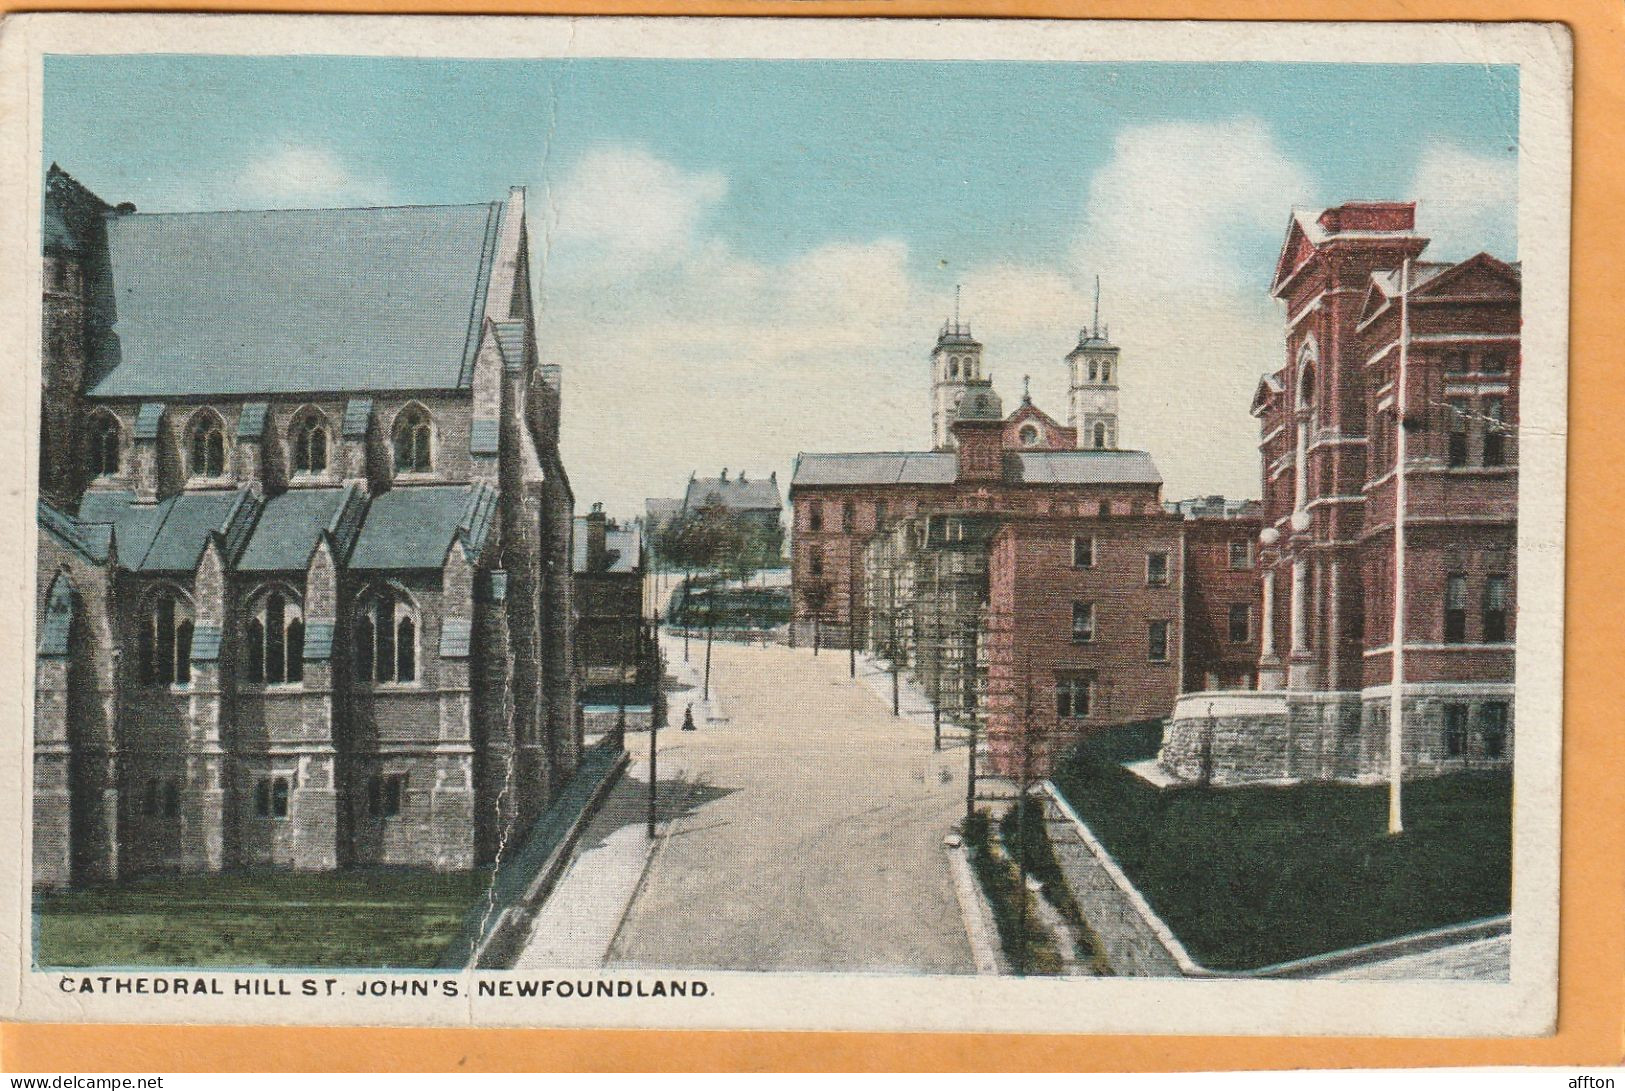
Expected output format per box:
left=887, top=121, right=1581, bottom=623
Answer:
left=232, top=143, right=394, bottom=209
left=1075, top=118, right=1315, bottom=299
left=539, top=132, right=1321, bottom=516
left=543, top=144, right=728, bottom=270
left=1410, top=143, right=1517, bottom=262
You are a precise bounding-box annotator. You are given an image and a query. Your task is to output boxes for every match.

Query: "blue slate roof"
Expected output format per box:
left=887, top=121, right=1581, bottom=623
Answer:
left=303, top=621, right=335, bottom=661
left=85, top=202, right=506, bottom=397
left=39, top=499, right=112, bottom=563
left=237, top=402, right=269, bottom=439
left=341, top=397, right=373, bottom=438
left=348, top=484, right=497, bottom=570
left=133, top=402, right=165, bottom=439
left=190, top=624, right=223, bottom=662
left=470, top=418, right=499, bottom=456
left=76, top=488, right=256, bottom=573
left=38, top=573, right=76, bottom=657
left=439, top=619, right=472, bottom=658
left=237, top=487, right=352, bottom=573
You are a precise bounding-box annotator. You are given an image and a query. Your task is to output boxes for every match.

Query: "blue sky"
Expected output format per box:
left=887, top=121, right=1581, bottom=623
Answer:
left=45, top=56, right=1521, bottom=515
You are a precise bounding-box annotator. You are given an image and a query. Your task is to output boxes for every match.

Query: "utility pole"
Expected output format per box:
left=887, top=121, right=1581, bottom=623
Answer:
left=1388, top=257, right=1412, bottom=837
left=1013, top=675, right=1035, bottom=977
left=683, top=567, right=693, bottom=662
left=703, top=579, right=715, bottom=702
left=848, top=557, right=858, bottom=679
left=647, top=617, right=662, bottom=839
left=932, top=551, right=943, bottom=751
left=964, top=620, right=978, bottom=823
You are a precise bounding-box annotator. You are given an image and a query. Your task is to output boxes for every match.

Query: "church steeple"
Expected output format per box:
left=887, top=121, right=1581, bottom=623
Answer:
left=1066, top=276, right=1121, bottom=449
left=930, top=286, right=988, bottom=450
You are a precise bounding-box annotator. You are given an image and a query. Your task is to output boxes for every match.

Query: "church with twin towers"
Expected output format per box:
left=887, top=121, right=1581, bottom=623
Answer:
left=928, top=283, right=1122, bottom=453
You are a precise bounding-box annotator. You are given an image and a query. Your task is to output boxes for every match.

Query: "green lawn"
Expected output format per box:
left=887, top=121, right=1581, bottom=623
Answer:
left=1050, top=722, right=1512, bottom=971
left=34, top=869, right=492, bottom=970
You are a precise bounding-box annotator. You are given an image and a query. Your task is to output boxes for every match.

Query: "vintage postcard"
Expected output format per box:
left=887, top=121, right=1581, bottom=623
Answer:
left=0, top=14, right=1570, bottom=1038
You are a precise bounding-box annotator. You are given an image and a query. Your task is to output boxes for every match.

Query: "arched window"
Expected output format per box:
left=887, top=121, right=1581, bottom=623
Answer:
left=88, top=413, right=120, bottom=477
left=291, top=411, right=329, bottom=475
left=1093, top=423, right=1107, bottom=449
left=1019, top=424, right=1040, bottom=447
left=137, top=591, right=193, bottom=687
left=355, top=589, right=417, bottom=684
left=1101, top=362, right=1112, bottom=383
left=392, top=406, right=433, bottom=473
left=244, top=589, right=304, bottom=684
left=189, top=411, right=226, bottom=478
left=948, top=360, right=959, bottom=381
left=1089, top=359, right=1099, bottom=381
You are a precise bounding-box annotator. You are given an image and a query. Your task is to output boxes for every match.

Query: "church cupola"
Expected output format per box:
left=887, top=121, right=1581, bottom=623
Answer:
left=1066, top=277, right=1121, bottom=450
left=930, top=286, right=986, bottom=450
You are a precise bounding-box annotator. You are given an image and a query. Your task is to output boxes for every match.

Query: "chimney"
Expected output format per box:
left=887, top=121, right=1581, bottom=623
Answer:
left=739, top=470, right=747, bottom=483
left=586, top=502, right=608, bottom=571
left=952, top=418, right=1004, bottom=483
left=720, top=468, right=728, bottom=482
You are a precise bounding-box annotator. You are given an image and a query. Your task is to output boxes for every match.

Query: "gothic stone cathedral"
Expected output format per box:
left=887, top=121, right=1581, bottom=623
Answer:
left=33, top=166, right=579, bottom=888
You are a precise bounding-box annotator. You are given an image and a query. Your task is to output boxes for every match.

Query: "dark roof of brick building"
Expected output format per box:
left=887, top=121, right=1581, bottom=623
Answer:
left=683, top=473, right=782, bottom=513
left=791, top=449, right=1162, bottom=489
left=82, top=201, right=505, bottom=398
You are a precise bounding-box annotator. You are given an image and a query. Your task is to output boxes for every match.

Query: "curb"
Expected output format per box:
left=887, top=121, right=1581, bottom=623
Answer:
left=945, top=841, right=1009, bottom=976
left=469, top=749, right=631, bottom=969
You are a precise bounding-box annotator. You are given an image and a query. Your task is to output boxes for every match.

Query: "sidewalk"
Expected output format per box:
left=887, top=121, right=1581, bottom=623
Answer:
left=661, top=631, right=726, bottom=727
left=511, top=760, right=656, bottom=969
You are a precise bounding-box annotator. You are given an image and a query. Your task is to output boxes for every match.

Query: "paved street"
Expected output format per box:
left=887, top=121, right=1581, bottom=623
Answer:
left=602, top=639, right=976, bottom=975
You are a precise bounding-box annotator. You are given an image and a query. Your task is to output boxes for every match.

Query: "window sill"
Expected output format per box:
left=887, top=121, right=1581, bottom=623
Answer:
left=240, top=682, right=307, bottom=693
left=185, top=476, right=236, bottom=490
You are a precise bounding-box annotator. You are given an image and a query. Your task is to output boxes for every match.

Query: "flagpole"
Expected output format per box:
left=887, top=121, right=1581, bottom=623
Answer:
left=1388, top=257, right=1410, bottom=836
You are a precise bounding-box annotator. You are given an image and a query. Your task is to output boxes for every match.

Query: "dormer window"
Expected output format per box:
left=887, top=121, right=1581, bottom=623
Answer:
left=189, top=411, right=226, bottom=478
left=291, top=411, right=329, bottom=475
left=393, top=406, right=433, bottom=473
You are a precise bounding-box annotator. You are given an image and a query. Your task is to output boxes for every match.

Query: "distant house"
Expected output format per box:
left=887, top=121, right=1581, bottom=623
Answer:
left=572, top=505, right=645, bottom=686
left=680, top=469, right=785, bottom=562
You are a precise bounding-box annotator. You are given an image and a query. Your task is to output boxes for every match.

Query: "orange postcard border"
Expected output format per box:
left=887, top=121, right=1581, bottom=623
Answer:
left=2, top=0, right=1620, bottom=1071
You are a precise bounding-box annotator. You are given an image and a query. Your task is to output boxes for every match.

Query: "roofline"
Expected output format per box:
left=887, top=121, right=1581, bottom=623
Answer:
left=102, top=200, right=502, bottom=219
left=84, top=385, right=477, bottom=403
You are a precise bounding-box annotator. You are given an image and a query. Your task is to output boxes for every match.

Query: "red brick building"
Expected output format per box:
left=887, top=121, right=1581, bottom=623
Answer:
left=1160, top=202, right=1519, bottom=783
left=1171, top=496, right=1264, bottom=693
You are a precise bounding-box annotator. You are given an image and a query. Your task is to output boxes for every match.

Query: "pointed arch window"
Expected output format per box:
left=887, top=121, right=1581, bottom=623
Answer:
left=244, top=589, right=304, bottom=684
left=138, top=591, right=193, bottom=687
left=291, top=411, right=329, bottom=475
left=355, top=589, right=418, bottom=684
left=188, top=412, right=226, bottom=478
left=89, top=413, right=121, bottom=477
left=392, top=406, right=433, bottom=473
